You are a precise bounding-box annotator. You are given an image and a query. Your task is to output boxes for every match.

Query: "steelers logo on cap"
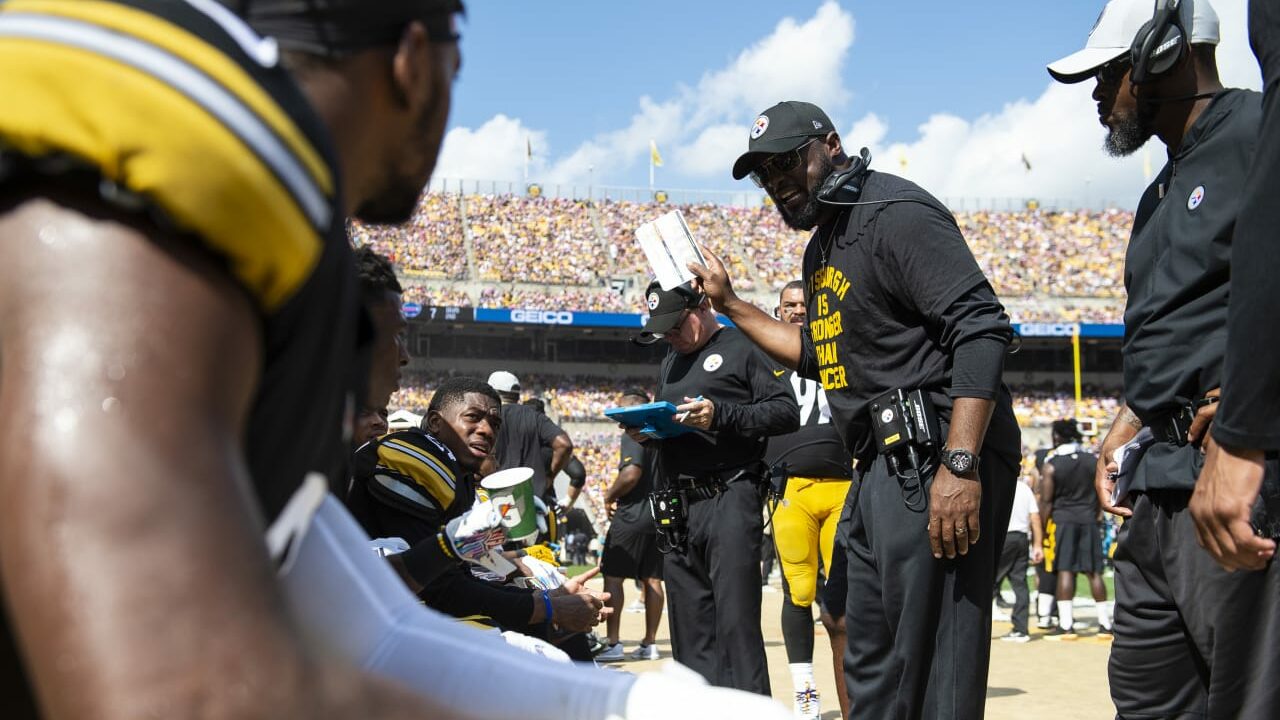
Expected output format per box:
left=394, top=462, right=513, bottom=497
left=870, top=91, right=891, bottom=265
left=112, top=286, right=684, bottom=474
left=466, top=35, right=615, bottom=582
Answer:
left=647, top=293, right=660, bottom=310
left=750, top=115, right=769, bottom=140
left=703, top=354, right=724, bottom=372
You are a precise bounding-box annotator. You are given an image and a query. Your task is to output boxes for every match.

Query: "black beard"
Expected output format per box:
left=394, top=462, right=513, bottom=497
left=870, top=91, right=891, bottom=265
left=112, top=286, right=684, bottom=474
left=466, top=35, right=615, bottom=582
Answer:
left=1103, top=106, right=1155, bottom=157
left=355, top=181, right=423, bottom=225
left=776, top=156, right=836, bottom=231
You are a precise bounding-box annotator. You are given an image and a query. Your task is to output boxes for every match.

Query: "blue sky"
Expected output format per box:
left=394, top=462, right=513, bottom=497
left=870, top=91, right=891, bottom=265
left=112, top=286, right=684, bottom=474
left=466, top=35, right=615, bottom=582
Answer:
left=435, top=1, right=1258, bottom=207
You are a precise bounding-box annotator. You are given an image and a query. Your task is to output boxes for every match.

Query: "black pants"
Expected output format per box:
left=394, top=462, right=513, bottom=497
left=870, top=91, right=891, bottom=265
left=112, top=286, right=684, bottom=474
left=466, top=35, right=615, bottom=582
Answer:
left=994, top=530, right=1030, bottom=634
left=843, top=444, right=1018, bottom=719
left=664, top=478, right=770, bottom=694
left=1110, top=484, right=1280, bottom=718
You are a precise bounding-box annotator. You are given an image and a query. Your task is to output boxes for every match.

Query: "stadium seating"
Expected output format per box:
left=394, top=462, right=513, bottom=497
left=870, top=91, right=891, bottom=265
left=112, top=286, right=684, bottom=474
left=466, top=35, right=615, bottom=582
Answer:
left=352, top=192, right=1135, bottom=323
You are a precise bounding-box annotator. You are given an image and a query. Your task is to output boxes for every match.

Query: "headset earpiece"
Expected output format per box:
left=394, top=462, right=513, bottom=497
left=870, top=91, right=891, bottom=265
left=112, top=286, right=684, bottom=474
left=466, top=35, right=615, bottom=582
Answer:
left=1129, top=0, right=1187, bottom=85
left=815, top=147, right=872, bottom=204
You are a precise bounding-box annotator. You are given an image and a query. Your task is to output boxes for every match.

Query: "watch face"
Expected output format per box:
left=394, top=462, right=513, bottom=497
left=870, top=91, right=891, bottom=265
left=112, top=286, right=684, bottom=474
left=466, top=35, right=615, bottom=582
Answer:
left=949, top=451, right=973, bottom=474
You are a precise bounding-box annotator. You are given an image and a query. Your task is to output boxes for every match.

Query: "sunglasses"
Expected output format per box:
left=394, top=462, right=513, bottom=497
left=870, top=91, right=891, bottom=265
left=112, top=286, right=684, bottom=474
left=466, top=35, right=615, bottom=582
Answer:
left=1095, top=56, right=1131, bottom=85
left=750, top=138, right=818, bottom=188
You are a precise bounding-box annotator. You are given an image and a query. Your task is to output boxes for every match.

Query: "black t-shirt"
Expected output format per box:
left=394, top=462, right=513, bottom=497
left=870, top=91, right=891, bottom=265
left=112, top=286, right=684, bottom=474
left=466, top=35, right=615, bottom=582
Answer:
left=1217, top=9, right=1280, bottom=451
left=1122, top=91, right=1260, bottom=427
left=796, top=172, right=1020, bottom=463
left=654, top=326, right=799, bottom=478
left=612, top=434, right=656, bottom=531
left=495, top=403, right=567, bottom=499
left=765, top=372, right=853, bottom=479
left=1046, top=443, right=1100, bottom=524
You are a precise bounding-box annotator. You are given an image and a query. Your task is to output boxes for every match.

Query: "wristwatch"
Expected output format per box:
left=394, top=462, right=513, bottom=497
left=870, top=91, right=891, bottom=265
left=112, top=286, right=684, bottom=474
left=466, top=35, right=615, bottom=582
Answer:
left=941, top=448, right=979, bottom=476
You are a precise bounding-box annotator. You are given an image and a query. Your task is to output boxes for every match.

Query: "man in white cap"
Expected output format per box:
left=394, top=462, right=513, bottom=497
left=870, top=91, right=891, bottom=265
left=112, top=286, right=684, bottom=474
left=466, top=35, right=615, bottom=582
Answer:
left=1049, top=1, right=1278, bottom=716
left=487, top=370, right=574, bottom=506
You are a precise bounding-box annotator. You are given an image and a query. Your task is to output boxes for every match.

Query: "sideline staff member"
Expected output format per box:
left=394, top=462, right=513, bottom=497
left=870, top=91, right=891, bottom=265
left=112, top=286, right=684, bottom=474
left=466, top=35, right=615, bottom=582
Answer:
left=632, top=279, right=798, bottom=695
left=1049, top=0, right=1277, bottom=715
left=693, top=100, right=1020, bottom=718
left=598, top=389, right=666, bottom=663
left=767, top=281, right=853, bottom=720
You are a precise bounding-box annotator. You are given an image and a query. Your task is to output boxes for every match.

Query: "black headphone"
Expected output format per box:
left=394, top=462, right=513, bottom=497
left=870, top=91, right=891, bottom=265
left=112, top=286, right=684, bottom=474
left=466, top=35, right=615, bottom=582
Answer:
left=815, top=147, right=872, bottom=205
left=1129, top=0, right=1188, bottom=85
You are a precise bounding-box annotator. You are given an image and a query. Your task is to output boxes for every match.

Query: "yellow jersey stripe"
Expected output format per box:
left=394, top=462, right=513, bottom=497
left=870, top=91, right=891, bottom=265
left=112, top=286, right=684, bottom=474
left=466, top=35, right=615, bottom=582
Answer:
left=0, top=36, right=320, bottom=310
left=383, top=439, right=458, bottom=488
left=1, top=0, right=332, bottom=197
left=379, top=447, right=456, bottom=509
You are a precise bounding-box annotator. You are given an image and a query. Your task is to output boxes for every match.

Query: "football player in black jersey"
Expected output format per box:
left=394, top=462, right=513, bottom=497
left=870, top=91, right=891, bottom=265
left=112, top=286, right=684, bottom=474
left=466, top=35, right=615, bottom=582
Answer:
left=0, top=1, right=464, bottom=716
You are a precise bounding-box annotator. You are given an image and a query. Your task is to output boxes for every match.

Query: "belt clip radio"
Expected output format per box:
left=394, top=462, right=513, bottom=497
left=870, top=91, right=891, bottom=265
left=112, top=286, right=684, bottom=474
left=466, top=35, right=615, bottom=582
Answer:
left=869, top=389, right=941, bottom=509
left=649, top=488, right=688, bottom=553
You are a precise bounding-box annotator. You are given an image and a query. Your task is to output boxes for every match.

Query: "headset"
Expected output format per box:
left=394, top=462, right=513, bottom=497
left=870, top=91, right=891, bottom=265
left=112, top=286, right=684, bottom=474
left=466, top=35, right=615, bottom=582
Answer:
left=813, top=146, right=936, bottom=210
left=631, top=281, right=706, bottom=346
left=1129, top=0, right=1188, bottom=85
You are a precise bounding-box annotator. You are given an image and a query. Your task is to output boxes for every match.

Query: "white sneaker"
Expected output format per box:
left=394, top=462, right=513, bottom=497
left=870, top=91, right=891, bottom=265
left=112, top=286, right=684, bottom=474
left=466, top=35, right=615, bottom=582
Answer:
left=630, top=643, right=660, bottom=661
left=793, top=682, right=820, bottom=720
left=596, top=642, right=625, bottom=661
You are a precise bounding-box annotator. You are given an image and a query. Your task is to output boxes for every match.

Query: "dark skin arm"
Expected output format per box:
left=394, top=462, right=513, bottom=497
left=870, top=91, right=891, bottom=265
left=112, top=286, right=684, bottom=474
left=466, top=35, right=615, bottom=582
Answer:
left=1038, top=462, right=1056, bottom=532
left=548, top=433, right=573, bottom=478
left=688, top=246, right=804, bottom=369
left=0, top=193, right=454, bottom=719
left=1095, top=403, right=1141, bottom=518
left=928, top=397, right=993, bottom=559
left=605, top=465, right=643, bottom=507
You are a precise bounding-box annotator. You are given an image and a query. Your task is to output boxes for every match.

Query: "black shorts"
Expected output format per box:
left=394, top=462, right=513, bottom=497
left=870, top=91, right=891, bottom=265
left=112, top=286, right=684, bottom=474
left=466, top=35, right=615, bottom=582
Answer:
left=601, top=523, right=663, bottom=580
left=1054, top=521, right=1103, bottom=573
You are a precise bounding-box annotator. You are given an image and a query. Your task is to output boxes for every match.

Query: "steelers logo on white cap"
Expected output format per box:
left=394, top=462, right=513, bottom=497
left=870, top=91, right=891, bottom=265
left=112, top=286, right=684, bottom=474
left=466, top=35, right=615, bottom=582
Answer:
left=703, top=354, right=724, bottom=372
left=647, top=293, right=660, bottom=310
left=750, top=115, right=769, bottom=140
left=1187, top=185, right=1205, bottom=211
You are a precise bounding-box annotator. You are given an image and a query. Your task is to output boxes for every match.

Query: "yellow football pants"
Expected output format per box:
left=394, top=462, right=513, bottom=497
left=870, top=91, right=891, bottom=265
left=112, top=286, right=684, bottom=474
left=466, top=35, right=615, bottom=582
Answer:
left=771, top=476, right=852, bottom=607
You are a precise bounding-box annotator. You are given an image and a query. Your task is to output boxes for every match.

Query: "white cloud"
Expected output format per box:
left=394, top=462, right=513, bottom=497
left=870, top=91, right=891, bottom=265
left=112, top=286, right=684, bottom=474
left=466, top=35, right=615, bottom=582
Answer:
left=434, top=0, right=1261, bottom=206
left=435, top=114, right=547, bottom=184
left=436, top=1, right=856, bottom=187
left=849, top=0, right=1261, bottom=209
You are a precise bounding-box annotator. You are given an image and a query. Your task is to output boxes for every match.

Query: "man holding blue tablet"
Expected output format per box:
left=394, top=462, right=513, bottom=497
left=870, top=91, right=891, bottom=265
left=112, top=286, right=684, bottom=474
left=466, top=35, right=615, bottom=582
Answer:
left=624, top=279, right=799, bottom=695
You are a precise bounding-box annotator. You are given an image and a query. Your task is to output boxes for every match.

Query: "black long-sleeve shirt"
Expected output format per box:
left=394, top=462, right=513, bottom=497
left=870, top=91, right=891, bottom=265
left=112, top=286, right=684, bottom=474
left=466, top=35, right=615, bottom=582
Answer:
left=655, top=326, right=799, bottom=477
left=795, top=170, right=1020, bottom=463
left=1216, top=6, right=1280, bottom=451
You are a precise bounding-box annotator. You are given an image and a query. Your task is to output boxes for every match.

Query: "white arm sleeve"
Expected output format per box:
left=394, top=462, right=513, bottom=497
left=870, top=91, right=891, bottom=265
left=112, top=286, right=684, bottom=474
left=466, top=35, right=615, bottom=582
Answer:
left=271, top=480, right=789, bottom=720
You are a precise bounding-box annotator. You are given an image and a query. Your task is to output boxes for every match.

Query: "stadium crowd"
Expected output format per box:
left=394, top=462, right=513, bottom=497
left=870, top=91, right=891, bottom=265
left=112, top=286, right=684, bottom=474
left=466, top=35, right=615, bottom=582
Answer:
left=352, top=191, right=1134, bottom=324
left=347, top=193, right=468, bottom=279
left=467, top=194, right=602, bottom=284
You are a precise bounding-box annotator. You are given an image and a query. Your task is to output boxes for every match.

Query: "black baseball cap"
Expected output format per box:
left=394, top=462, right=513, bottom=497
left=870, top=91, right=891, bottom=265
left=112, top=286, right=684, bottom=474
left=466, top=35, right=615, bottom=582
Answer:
left=639, top=279, right=701, bottom=337
left=732, top=101, right=835, bottom=180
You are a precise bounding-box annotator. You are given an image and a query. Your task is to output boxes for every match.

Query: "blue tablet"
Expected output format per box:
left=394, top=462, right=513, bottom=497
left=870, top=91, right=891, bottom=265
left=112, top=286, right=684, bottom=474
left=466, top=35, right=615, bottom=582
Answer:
left=603, top=401, right=692, bottom=439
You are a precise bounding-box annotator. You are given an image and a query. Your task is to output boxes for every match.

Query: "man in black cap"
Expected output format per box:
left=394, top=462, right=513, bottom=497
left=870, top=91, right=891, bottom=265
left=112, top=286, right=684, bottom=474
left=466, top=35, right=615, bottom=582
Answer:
left=1048, top=0, right=1279, bottom=716
left=1037, top=420, right=1109, bottom=640
left=692, top=99, right=1020, bottom=718
left=627, top=279, right=798, bottom=694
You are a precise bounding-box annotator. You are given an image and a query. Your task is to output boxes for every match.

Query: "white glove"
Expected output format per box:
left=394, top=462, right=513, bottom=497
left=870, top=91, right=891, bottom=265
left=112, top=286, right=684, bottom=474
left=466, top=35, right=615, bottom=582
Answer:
left=533, top=496, right=551, bottom=536
left=369, top=537, right=410, bottom=558
left=500, top=630, right=572, bottom=663
left=442, top=499, right=507, bottom=565
left=614, top=662, right=791, bottom=720
left=512, top=556, right=564, bottom=590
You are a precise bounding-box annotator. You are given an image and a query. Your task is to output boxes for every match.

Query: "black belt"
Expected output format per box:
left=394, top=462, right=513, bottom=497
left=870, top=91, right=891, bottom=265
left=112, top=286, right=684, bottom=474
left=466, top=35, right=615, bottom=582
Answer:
left=1148, top=396, right=1218, bottom=446
left=670, top=464, right=764, bottom=501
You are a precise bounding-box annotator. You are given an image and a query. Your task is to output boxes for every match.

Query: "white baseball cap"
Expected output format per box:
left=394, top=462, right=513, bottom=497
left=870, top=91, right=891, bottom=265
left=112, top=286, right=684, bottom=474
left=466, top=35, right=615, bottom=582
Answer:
left=1047, top=0, right=1219, bottom=85
left=487, top=370, right=521, bottom=393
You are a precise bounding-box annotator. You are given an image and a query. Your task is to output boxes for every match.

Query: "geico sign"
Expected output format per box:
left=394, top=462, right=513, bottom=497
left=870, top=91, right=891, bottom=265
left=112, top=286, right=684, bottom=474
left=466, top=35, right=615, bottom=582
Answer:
left=511, top=310, right=575, bottom=325
left=1018, top=323, right=1081, bottom=337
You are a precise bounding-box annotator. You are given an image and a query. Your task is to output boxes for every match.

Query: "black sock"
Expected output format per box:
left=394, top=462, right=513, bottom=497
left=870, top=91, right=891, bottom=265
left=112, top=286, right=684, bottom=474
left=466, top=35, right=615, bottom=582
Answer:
left=781, top=590, right=815, bottom=663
